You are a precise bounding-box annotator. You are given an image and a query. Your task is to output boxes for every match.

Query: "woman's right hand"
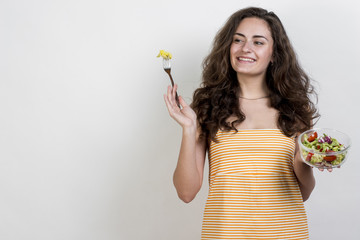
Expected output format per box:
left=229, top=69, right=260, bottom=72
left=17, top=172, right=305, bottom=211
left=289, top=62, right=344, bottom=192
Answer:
left=164, top=84, right=197, bottom=129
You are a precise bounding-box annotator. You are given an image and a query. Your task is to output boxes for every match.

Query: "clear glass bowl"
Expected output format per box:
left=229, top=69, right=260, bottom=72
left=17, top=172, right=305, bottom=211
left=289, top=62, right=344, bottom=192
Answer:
left=298, top=128, right=351, bottom=169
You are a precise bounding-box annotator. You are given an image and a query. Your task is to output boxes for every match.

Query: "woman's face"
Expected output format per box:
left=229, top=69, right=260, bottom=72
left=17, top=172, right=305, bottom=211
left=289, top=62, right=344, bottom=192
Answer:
left=230, top=17, right=274, bottom=79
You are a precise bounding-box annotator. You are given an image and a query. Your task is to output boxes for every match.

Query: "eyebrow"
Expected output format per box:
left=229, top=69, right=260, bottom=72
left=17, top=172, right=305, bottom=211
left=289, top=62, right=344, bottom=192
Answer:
left=234, top=33, right=269, bottom=41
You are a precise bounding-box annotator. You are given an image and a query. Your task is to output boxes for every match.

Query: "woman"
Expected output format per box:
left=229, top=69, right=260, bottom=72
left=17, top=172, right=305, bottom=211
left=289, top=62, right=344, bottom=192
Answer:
left=164, top=7, right=319, bottom=239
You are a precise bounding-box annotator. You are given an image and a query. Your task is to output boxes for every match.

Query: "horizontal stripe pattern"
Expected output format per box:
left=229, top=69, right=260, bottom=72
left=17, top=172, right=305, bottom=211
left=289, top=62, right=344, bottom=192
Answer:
left=202, top=129, right=309, bottom=239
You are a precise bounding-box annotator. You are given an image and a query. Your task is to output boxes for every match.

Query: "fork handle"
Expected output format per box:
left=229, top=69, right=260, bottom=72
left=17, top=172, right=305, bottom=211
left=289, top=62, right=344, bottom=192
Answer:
left=174, top=92, right=180, bottom=108
left=166, top=71, right=181, bottom=108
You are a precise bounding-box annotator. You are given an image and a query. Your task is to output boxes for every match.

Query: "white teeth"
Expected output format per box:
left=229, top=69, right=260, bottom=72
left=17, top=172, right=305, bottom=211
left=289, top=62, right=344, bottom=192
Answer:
left=238, top=57, right=255, bottom=62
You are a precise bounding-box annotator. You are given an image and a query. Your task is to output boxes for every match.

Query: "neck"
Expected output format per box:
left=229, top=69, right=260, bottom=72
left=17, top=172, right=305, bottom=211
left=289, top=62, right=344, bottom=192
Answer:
left=237, top=73, right=269, bottom=99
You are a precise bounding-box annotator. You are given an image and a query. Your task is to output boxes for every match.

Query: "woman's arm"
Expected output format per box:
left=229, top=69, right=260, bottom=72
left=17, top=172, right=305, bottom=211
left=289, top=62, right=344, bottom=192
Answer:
left=293, top=136, right=315, bottom=202
left=164, top=84, right=207, bottom=203
left=173, top=126, right=206, bottom=203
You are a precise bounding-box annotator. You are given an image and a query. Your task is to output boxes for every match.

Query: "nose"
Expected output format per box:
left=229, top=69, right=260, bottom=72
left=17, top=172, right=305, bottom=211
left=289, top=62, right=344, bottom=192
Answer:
left=241, top=40, right=252, bottom=53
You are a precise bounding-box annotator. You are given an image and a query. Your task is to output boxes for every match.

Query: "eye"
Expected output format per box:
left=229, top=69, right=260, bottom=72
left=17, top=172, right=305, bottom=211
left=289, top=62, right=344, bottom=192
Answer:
left=254, top=41, right=264, bottom=45
left=233, top=38, right=244, bottom=43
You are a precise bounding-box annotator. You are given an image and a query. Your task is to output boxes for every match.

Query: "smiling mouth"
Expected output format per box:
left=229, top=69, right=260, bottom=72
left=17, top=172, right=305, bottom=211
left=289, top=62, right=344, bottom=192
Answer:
left=237, top=57, right=256, bottom=62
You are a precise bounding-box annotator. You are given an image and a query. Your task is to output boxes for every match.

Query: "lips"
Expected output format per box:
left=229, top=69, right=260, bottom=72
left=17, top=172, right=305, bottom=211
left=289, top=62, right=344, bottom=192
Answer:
left=237, top=57, right=256, bottom=62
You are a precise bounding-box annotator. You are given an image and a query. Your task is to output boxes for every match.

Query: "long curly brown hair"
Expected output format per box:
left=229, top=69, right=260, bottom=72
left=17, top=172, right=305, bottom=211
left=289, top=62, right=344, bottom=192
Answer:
left=191, top=7, right=319, bottom=143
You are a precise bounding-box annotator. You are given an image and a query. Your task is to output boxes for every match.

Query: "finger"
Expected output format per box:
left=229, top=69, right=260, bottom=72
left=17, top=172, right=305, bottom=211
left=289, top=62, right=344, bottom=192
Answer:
left=178, top=95, right=188, bottom=108
left=173, top=85, right=180, bottom=107
left=164, top=93, right=179, bottom=118
left=171, top=85, right=181, bottom=110
left=327, top=168, right=333, bottom=172
left=166, top=85, right=171, bottom=99
left=173, top=83, right=178, bottom=94
left=164, top=93, right=188, bottom=125
left=167, top=85, right=176, bottom=107
left=164, top=94, right=172, bottom=112
left=319, top=168, right=324, bottom=172
left=164, top=88, right=181, bottom=115
left=164, top=89, right=175, bottom=111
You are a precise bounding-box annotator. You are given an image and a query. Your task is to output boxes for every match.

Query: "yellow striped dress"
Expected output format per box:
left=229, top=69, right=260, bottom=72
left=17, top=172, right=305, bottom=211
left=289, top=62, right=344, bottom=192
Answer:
left=201, top=129, right=309, bottom=239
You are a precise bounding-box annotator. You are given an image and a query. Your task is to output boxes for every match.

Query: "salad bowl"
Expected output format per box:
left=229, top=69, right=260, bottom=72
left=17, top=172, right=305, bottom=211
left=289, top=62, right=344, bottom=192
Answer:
left=298, top=128, right=351, bottom=169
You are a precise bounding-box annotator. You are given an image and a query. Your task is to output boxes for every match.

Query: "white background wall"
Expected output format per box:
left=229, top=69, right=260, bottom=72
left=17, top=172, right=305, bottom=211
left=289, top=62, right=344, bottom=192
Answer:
left=1, top=0, right=359, bottom=239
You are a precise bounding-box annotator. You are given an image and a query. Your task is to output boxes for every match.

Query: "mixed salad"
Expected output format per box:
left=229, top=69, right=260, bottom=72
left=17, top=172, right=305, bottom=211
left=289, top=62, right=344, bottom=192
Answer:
left=301, top=131, right=347, bottom=167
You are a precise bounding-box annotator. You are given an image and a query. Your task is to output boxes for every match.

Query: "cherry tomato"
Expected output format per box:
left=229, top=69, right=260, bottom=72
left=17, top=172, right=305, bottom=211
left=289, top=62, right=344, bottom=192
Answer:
left=306, top=152, right=314, bottom=161
left=324, top=155, right=336, bottom=162
left=324, top=150, right=336, bottom=161
left=308, top=132, right=318, bottom=142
